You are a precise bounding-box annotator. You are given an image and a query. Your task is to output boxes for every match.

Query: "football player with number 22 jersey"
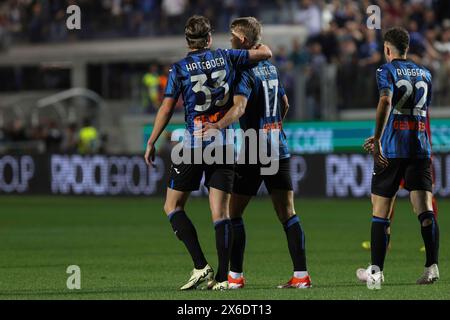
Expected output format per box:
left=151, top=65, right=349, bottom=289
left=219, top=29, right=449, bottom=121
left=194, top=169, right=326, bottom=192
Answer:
left=356, top=27, right=439, bottom=289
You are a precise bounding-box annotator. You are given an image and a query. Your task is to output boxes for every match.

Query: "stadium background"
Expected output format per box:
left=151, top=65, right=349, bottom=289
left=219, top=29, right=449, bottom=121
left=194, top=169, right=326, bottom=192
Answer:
left=0, top=0, right=450, bottom=300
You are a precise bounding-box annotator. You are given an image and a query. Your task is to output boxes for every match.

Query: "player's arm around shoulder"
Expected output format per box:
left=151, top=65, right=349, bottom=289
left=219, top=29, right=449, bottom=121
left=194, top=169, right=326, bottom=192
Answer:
left=248, top=44, right=272, bottom=62
left=197, top=95, right=249, bottom=137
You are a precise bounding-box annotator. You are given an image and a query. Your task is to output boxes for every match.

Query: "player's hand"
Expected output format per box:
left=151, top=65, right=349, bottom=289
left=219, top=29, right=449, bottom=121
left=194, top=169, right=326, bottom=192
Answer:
left=194, top=122, right=220, bottom=138
left=144, top=142, right=156, bottom=167
left=373, top=139, right=389, bottom=168
left=363, top=136, right=375, bottom=154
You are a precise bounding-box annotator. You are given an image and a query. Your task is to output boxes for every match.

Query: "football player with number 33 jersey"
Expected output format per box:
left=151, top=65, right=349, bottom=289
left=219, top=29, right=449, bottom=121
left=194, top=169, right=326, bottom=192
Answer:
left=145, top=15, right=272, bottom=291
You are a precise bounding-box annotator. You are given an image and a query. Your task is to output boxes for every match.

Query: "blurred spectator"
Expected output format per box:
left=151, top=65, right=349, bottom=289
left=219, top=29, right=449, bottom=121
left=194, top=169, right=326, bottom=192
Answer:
left=43, top=120, right=63, bottom=153
left=293, top=0, right=322, bottom=37
left=61, top=122, right=79, bottom=153
left=1, top=0, right=450, bottom=114
left=289, top=38, right=310, bottom=67
left=29, top=2, right=45, bottom=43
left=49, top=1, right=68, bottom=42
left=274, top=46, right=289, bottom=70
left=8, top=119, right=28, bottom=141
left=0, top=124, right=4, bottom=140
left=337, top=37, right=358, bottom=110
left=305, top=42, right=326, bottom=119
left=78, top=118, right=99, bottom=154
left=161, top=0, right=187, bottom=34
left=159, top=65, right=169, bottom=102
left=142, top=64, right=161, bottom=113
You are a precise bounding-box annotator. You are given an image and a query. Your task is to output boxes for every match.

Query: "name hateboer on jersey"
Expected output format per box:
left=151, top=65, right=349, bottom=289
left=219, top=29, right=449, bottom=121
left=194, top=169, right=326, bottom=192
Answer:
left=164, top=48, right=250, bottom=148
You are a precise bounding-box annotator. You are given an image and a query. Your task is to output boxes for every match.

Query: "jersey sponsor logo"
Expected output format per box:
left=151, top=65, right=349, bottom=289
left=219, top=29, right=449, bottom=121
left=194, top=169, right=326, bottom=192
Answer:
left=393, top=120, right=426, bottom=131
left=263, top=121, right=283, bottom=132
left=194, top=109, right=227, bottom=125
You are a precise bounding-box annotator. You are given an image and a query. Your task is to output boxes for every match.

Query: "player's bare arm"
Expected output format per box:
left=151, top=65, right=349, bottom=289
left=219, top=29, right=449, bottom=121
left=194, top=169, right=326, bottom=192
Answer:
left=196, top=95, right=248, bottom=136
left=248, top=44, right=272, bottom=62
left=144, top=97, right=177, bottom=167
left=373, top=93, right=392, bottom=168
left=281, top=95, right=290, bottom=120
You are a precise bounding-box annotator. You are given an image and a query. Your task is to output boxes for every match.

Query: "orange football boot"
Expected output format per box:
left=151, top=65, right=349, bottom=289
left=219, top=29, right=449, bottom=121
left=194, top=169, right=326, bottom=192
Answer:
left=277, top=275, right=312, bottom=289
left=227, top=274, right=245, bottom=289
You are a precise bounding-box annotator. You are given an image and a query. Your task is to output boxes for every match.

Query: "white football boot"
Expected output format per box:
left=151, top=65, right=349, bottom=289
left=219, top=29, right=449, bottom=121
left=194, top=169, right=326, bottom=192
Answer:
left=356, top=265, right=384, bottom=289
left=180, top=264, right=214, bottom=290
left=416, top=264, right=439, bottom=285
left=207, top=280, right=229, bottom=291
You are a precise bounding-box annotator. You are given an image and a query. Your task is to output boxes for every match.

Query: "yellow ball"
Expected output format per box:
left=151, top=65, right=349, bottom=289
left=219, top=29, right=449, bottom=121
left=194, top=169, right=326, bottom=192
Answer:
left=361, top=241, right=371, bottom=250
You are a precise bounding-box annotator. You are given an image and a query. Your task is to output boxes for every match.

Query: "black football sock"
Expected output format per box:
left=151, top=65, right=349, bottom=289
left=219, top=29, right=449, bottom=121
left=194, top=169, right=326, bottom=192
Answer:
left=168, top=210, right=208, bottom=270
left=371, top=217, right=390, bottom=271
left=283, top=215, right=307, bottom=272
left=418, top=211, right=439, bottom=267
left=214, top=219, right=233, bottom=282
left=230, top=217, right=246, bottom=274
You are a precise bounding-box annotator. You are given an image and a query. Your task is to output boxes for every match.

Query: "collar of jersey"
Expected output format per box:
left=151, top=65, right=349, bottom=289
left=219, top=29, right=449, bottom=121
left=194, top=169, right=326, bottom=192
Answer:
left=187, top=48, right=211, bottom=56
left=392, top=58, right=407, bottom=62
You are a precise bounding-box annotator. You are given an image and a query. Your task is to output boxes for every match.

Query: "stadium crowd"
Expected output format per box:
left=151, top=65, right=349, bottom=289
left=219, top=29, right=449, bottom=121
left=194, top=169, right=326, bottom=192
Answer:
left=1, top=0, right=450, bottom=116
left=0, top=118, right=104, bottom=154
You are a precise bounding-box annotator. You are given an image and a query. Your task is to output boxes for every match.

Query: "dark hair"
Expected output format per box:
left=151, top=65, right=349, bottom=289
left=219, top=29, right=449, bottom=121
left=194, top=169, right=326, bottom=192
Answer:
left=185, top=15, right=212, bottom=49
left=383, top=27, right=410, bottom=55
left=230, top=17, right=262, bottom=47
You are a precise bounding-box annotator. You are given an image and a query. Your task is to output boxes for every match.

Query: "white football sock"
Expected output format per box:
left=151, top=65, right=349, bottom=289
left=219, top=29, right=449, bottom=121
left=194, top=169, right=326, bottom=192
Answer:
left=294, top=271, right=308, bottom=278
left=229, top=271, right=243, bottom=279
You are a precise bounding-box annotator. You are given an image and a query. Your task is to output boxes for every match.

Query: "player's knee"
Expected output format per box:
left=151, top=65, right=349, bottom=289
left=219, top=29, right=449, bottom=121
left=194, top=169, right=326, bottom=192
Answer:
left=163, top=202, right=183, bottom=216
left=163, top=204, right=173, bottom=215
left=212, top=210, right=230, bottom=221
left=276, top=208, right=295, bottom=223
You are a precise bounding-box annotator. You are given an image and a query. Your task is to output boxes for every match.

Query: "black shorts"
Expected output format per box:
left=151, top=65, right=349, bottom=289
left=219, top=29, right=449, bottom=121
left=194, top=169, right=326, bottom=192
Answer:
left=371, top=158, right=433, bottom=198
left=167, top=147, right=235, bottom=193
left=233, top=157, right=293, bottom=196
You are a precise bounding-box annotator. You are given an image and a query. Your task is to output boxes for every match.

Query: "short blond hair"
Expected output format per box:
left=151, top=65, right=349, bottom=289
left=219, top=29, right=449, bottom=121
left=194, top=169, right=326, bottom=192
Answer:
left=230, top=17, right=262, bottom=47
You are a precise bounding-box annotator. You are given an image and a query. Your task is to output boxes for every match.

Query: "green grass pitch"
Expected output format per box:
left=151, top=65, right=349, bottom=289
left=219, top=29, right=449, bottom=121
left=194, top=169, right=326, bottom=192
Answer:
left=0, top=196, right=448, bottom=300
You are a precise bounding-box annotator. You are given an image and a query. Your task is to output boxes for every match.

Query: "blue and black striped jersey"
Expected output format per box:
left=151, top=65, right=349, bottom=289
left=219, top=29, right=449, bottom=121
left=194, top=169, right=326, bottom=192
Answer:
left=234, top=60, right=290, bottom=160
left=164, top=48, right=250, bottom=148
left=376, top=59, right=432, bottom=158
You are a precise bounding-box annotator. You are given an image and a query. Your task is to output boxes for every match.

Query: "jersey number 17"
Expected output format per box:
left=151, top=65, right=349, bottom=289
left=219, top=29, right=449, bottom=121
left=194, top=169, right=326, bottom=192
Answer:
left=262, top=79, right=279, bottom=117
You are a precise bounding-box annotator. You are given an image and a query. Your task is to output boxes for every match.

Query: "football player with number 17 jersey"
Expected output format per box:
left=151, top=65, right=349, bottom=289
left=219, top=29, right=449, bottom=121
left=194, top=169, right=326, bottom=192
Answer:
left=199, top=17, right=311, bottom=290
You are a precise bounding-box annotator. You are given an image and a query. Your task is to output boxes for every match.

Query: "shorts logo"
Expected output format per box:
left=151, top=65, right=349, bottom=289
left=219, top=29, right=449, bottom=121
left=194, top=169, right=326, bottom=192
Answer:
left=174, top=168, right=181, bottom=174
